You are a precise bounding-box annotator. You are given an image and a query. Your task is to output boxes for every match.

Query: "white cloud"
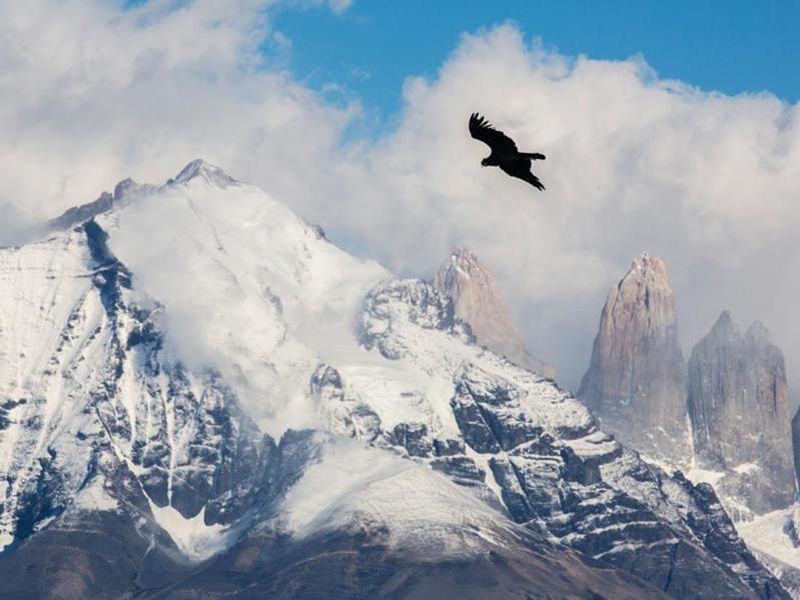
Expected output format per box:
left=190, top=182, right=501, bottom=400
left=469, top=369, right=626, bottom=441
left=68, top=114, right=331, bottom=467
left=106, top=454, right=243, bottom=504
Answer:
left=316, top=25, right=800, bottom=394
left=3, top=8, right=800, bottom=399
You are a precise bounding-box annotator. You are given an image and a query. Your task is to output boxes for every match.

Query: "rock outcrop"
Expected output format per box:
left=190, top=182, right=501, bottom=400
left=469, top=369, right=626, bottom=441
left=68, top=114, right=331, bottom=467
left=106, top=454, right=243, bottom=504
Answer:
left=432, top=247, right=555, bottom=378
left=687, top=311, right=796, bottom=516
left=577, top=252, right=690, bottom=464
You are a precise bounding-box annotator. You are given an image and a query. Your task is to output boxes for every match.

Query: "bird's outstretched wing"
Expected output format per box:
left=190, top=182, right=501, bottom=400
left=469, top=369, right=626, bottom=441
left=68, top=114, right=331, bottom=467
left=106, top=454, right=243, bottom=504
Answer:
left=469, top=113, right=517, bottom=154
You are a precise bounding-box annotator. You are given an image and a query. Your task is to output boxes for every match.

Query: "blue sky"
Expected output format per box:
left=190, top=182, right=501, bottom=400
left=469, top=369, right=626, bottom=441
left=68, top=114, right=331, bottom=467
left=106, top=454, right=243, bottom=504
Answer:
left=275, top=0, right=800, bottom=118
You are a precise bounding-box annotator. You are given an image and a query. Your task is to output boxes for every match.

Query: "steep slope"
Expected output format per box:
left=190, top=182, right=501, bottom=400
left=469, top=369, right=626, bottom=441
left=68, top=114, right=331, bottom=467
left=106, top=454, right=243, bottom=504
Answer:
left=577, top=252, right=690, bottom=464
left=687, top=311, right=795, bottom=518
left=432, top=247, right=555, bottom=378
left=0, top=162, right=788, bottom=599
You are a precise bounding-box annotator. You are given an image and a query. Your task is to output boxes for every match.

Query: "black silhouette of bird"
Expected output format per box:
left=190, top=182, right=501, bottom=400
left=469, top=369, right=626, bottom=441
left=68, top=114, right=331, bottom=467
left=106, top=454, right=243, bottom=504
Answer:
left=469, top=113, right=546, bottom=191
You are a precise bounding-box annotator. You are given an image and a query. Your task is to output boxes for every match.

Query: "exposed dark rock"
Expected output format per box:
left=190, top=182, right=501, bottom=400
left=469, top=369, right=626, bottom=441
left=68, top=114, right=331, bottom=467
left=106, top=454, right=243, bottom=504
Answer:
left=433, top=438, right=465, bottom=456
left=391, top=423, right=433, bottom=457
left=0, top=193, right=790, bottom=600
left=48, top=177, right=149, bottom=231
left=430, top=456, right=484, bottom=483
left=136, top=527, right=671, bottom=600
left=445, top=359, right=787, bottom=599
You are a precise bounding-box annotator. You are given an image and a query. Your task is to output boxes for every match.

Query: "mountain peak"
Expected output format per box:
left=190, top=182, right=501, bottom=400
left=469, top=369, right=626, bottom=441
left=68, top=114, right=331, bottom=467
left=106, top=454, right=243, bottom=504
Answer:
left=627, top=250, right=668, bottom=281
left=578, top=251, right=689, bottom=464
left=49, top=160, right=236, bottom=232
left=172, top=159, right=238, bottom=187
left=48, top=176, right=146, bottom=231
left=709, top=310, right=738, bottom=339
left=450, top=245, right=477, bottom=262
left=443, top=247, right=482, bottom=278
left=0, top=174, right=790, bottom=598
left=706, top=313, right=772, bottom=348
left=745, top=319, right=771, bottom=345
left=432, top=247, right=555, bottom=378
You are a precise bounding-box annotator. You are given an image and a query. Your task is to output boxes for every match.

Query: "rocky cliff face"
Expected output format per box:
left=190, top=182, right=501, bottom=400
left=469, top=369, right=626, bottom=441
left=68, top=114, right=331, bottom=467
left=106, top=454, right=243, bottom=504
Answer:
left=577, top=252, right=690, bottom=464
left=687, top=311, right=796, bottom=516
left=432, top=247, right=555, bottom=379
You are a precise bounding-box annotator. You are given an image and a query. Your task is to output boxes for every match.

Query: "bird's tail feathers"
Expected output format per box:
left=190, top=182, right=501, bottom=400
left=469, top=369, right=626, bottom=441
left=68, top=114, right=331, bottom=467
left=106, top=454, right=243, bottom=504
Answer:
left=519, top=152, right=546, bottom=160
left=520, top=172, right=546, bottom=191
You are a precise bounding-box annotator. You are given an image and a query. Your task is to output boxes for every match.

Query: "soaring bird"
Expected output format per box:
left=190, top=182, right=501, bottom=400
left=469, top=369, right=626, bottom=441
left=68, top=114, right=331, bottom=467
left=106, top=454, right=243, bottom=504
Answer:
left=469, top=113, right=546, bottom=191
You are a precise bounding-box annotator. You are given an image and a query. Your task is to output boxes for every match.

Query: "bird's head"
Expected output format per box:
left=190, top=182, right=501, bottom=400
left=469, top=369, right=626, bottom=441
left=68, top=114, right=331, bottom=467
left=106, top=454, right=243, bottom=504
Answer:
left=480, top=158, right=489, bottom=167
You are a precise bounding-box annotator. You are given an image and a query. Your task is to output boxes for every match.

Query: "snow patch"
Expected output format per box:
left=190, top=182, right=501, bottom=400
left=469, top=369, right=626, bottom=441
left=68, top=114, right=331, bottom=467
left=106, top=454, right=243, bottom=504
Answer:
left=72, top=478, right=118, bottom=512
left=733, top=462, right=760, bottom=475
left=685, top=466, right=727, bottom=488
left=149, top=502, right=232, bottom=562
left=738, top=507, right=800, bottom=571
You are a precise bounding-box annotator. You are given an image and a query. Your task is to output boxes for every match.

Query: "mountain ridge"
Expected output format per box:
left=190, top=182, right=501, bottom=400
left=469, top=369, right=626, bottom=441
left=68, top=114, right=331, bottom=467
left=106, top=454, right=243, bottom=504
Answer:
left=0, top=161, right=788, bottom=598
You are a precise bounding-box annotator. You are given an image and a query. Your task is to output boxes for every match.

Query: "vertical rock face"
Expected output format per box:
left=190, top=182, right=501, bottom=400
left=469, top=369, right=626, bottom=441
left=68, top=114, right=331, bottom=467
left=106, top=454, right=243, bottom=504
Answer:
left=792, top=408, right=800, bottom=489
left=688, top=312, right=796, bottom=515
left=432, top=247, right=555, bottom=378
left=577, top=252, right=690, bottom=464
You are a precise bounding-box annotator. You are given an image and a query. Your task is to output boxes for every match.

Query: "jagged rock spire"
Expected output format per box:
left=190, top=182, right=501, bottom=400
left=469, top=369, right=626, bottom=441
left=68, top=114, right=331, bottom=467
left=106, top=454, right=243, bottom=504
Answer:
left=577, top=251, right=690, bottom=464
left=688, top=312, right=795, bottom=514
left=432, top=247, right=555, bottom=378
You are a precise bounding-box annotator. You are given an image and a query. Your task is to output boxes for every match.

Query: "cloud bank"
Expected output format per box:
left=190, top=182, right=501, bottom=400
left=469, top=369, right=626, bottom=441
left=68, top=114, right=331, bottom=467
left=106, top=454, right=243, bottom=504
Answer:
left=3, top=4, right=800, bottom=397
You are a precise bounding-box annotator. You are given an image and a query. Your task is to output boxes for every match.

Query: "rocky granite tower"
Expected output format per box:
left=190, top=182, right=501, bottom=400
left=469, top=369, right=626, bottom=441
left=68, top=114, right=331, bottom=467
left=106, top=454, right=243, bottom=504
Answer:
left=793, top=408, right=800, bottom=490
left=432, top=247, right=555, bottom=378
left=577, top=252, right=690, bottom=464
left=688, top=312, right=796, bottom=515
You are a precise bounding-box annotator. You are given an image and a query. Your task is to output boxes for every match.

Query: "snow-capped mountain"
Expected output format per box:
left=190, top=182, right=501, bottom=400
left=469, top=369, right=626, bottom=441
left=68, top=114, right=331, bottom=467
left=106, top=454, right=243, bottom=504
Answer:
left=0, top=161, right=789, bottom=598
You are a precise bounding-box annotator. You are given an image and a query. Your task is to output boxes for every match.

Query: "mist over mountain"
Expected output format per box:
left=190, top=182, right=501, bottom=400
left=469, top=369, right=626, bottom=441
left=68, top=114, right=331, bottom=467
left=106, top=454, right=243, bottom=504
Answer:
left=0, top=162, right=790, bottom=598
